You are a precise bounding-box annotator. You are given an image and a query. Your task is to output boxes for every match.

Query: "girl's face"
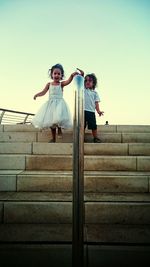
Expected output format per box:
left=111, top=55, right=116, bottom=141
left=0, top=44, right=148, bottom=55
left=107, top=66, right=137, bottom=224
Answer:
left=84, top=76, right=94, bottom=89
left=51, top=68, right=62, bottom=82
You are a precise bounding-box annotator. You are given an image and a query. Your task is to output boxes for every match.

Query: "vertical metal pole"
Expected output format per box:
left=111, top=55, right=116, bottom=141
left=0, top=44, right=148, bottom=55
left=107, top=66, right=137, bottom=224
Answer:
left=72, top=75, right=84, bottom=267
left=0, top=110, right=5, bottom=124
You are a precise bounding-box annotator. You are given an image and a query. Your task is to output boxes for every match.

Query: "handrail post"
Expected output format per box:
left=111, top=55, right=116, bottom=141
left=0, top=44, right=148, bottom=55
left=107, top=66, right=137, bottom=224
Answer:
left=0, top=110, right=5, bottom=124
left=23, top=114, right=29, bottom=124
left=72, top=75, right=84, bottom=267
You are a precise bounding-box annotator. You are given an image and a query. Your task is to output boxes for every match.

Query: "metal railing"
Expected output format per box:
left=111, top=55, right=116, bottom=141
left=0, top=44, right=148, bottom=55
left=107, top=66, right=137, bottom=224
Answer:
left=72, top=75, right=84, bottom=267
left=0, top=108, right=35, bottom=125
left=1, top=76, right=85, bottom=266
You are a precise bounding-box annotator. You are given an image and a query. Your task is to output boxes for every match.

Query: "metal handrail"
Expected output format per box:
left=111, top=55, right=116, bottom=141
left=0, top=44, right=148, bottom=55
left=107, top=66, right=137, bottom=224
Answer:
left=0, top=108, right=35, bottom=124
left=72, top=75, right=84, bottom=267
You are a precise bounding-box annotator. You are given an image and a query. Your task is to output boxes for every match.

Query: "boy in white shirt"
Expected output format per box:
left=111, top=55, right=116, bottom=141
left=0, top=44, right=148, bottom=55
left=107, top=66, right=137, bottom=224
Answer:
left=78, top=69, right=104, bottom=142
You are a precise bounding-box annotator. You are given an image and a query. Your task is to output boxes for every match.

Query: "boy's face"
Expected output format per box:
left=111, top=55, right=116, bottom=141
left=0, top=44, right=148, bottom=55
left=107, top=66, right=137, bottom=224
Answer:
left=84, top=76, right=94, bottom=89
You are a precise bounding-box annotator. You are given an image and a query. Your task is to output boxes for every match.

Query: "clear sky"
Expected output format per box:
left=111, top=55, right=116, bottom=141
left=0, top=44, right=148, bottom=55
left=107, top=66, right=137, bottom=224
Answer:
left=0, top=0, right=150, bottom=125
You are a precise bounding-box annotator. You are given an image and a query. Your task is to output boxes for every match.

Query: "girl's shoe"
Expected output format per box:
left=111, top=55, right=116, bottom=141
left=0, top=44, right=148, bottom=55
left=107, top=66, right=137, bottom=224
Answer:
left=93, top=137, right=101, bottom=143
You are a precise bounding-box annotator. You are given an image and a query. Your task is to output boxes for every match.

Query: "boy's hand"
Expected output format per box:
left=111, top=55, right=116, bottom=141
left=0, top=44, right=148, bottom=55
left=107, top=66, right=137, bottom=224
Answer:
left=98, top=111, right=104, bottom=116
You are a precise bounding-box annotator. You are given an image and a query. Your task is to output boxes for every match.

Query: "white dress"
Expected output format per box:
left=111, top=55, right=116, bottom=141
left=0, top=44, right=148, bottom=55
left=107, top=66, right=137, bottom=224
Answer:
left=32, top=83, right=72, bottom=129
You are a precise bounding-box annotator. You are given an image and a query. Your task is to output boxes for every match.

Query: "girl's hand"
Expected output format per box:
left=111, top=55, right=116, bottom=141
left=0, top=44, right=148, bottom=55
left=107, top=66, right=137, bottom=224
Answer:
left=76, top=68, right=84, bottom=76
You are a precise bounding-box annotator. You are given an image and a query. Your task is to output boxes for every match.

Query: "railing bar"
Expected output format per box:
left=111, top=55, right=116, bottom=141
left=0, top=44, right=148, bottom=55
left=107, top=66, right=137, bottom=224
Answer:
left=3, top=116, right=24, bottom=119
left=2, top=117, right=23, bottom=121
left=72, top=75, right=84, bottom=267
left=0, top=108, right=35, bottom=124
left=0, top=108, right=34, bottom=116
left=3, top=113, right=28, bottom=117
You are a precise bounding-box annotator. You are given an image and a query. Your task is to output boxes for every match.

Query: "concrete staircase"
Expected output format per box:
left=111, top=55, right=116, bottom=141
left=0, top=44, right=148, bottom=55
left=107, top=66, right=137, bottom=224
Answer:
left=0, top=124, right=150, bottom=266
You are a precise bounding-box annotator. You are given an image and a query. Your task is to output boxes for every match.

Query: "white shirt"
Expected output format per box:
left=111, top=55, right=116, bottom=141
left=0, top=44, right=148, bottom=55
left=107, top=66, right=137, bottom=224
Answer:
left=84, top=88, right=100, bottom=112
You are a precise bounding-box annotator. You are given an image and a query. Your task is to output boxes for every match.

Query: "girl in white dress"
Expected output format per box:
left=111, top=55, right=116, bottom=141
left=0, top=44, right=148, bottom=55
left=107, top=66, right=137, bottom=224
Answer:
left=32, top=63, right=78, bottom=142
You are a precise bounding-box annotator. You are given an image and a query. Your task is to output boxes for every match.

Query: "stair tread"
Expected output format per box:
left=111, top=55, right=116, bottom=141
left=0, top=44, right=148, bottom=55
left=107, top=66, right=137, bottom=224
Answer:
left=0, top=192, right=150, bottom=202
left=1, top=132, right=150, bottom=143
left=2, top=124, right=150, bottom=132
left=1, top=124, right=150, bottom=245
left=1, top=154, right=150, bottom=158
left=0, top=224, right=150, bottom=244
left=1, top=170, right=150, bottom=176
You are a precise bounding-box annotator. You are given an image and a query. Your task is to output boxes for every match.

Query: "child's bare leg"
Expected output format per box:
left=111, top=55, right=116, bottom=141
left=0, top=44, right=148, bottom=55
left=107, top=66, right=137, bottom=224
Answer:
left=58, top=127, right=62, bottom=135
left=57, top=126, right=62, bottom=139
left=92, top=129, right=98, bottom=138
left=92, top=129, right=101, bottom=143
left=49, top=127, right=56, bottom=142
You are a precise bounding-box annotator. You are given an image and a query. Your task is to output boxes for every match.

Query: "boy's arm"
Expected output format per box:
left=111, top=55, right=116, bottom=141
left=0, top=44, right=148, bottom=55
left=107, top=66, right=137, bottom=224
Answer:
left=95, top=101, right=104, bottom=116
left=33, top=83, right=50, bottom=100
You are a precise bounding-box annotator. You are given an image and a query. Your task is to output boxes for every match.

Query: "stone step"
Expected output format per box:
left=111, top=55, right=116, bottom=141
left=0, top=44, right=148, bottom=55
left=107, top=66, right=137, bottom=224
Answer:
left=0, top=155, right=25, bottom=169
left=16, top=174, right=150, bottom=193
left=86, top=224, right=150, bottom=244
left=1, top=201, right=150, bottom=224
left=1, top=245, right=149, bottom=267
left=26, top=155, right=150, bottom=171
left=0, top=124, right=38, bottom=132
left=1, top=170, right=149, bottom=193
left=84, top=133, right=150, bottom=144
left=1, top=124, right=150, bottom=133
left=0, top=224, right=150, bottom=244
left=60, top=131, right=150, bottom=143
left=1, top=170, right=150, bottom=192
left=0, top=155, right=150, bottom=171
left=0, top=192, right=150, bottom=202
left=0, top=132, right=37, bottom=142
left=1, top=142, right=150, bottom=155
left=0, top=142, right=33, bottom=154
left=0, top=170, right=22, bottom=191
left=1, top=124, right=150, bottom=249
left=1, top=131, right=150, bottom=143
left=116, top=125, right=150, bottom=133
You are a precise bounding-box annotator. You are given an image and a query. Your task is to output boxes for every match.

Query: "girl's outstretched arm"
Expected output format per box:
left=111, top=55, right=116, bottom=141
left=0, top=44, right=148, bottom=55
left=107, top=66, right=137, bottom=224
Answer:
left=61, top=71, right=78, bottom=87
left=33, top=82, right=50, bottom=100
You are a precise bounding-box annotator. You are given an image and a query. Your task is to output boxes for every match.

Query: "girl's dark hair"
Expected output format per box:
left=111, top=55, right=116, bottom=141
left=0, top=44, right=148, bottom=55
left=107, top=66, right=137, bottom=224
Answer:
left=84, top=73, right=97, bottom=89
left=48, top=63, right=64, bottom=79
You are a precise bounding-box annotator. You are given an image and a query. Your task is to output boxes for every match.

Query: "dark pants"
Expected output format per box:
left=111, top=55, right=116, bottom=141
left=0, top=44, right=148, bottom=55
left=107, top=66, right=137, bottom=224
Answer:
left=84, top=110, right=97, bottom=130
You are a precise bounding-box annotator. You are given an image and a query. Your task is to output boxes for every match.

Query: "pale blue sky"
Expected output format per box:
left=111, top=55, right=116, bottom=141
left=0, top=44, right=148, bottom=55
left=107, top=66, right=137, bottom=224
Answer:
left=0, top=0, right=150, bottom=125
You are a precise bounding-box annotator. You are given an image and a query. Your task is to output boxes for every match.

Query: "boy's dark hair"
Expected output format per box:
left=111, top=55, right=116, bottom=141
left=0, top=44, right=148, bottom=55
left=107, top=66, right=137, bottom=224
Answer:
left=84, top=73, right=97, bottom=89
left=48, top=63, right=64, bottom=79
